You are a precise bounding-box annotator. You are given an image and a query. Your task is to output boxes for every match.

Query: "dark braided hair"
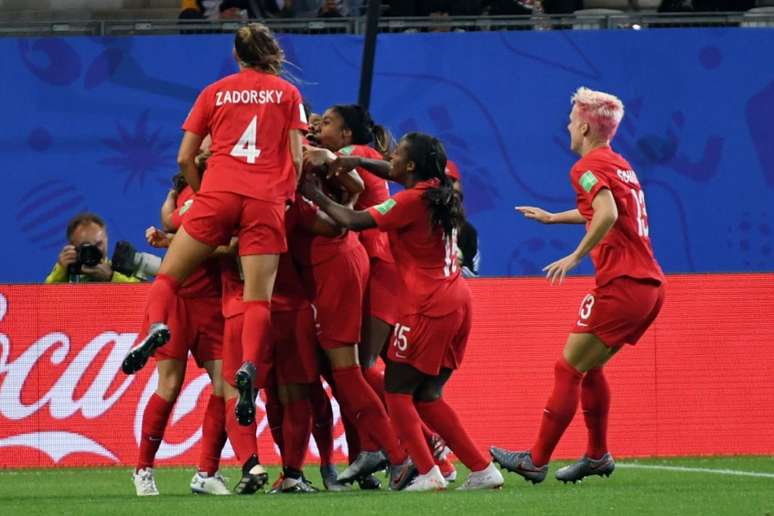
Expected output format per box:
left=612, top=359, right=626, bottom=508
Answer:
left=234, top=23, right=284, bottom=75
left=332, top=104, right=394, bottom=158
left=402, top=132, right=465, bottom=237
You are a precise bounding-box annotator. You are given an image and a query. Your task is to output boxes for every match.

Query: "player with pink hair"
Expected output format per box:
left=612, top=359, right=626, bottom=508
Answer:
left=490, top=87, right=665, bottom=484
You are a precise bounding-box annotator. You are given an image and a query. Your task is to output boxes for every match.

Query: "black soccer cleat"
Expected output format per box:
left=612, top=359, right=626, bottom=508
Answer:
left=336, top=451, right=388, bottom=484
left=555, top=453, right=615, bottom=483
left=358, top=474, right=382, bottom=490
left=121, top=323, right=170, bottom=375
left=388, top=458, right=418, bottom=491
left=234, top=362, right=257, bottom=426
left=490, top=447, right=548, bottom=484
left=234, top=454, right=268, bottom=495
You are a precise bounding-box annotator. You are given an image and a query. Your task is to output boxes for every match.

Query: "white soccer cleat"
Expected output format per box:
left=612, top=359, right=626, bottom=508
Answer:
left=457, top=462, right=504, bottom=491
left=403, top=465, right=448, bottom=492
left=190, top=471, right=231, bottom=495
left=133, top=467, right=159, bottom=496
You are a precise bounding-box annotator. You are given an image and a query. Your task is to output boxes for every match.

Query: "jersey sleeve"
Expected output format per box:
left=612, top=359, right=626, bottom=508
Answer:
left=182, top=86, right=212, bottom=136
left=367, top=189, right=418, bottom=232
left=570, top=165, right=610, bottom=203
left=287, top=85, right=308, bottom=132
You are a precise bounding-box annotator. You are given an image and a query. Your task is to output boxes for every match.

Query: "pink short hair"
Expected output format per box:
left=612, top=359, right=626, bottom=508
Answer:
left=571, top=87, right=624, bottom=141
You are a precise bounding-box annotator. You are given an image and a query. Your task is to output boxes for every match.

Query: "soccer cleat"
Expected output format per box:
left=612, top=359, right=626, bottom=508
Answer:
left=336, top=451, right=388, bottom=484
left=357, top=474, right=382, bottom=490
left=437, top=457, right=457, bottom=482
left=132, top=467, right=159, bottom=496
left=555, top=453, right=615, bottom=483
left=190, top=471, right=231, bottom=495
left=403, top=465, right=448, bottom=492
left=320, top=464, right=349, bottom=492
left=122, top=323, right=170, bottom=375
left=429, top=434, right=449, bottom=460
left=234, top=454, right=268, bottom=494
left=457, top=462, right=504, bottom=491
left=490, top=447, right=548, bottom=484
left=389, top=458, right=418, bottom=491
left=270, top=476, right=319, bottom=494
left=234, top=362, right=257, bottom=426
left=268, top=474, right=285, bottom=494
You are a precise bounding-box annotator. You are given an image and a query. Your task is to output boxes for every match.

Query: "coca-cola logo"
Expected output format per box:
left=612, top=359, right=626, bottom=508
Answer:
left=0, top=289, right=348, bottom=466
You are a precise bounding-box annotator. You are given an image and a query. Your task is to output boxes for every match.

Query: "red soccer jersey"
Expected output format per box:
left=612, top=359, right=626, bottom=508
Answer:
left=368, top=179, right=469, bottom=317
left=170, top=186, right=221, bottom=298
left=339, top=144, right=393, bottom=263
left=289, top=196, right=361, bottom=267
left=182, top=69, right=307, bottom=203
left=570, top=146, right=665, bottom=287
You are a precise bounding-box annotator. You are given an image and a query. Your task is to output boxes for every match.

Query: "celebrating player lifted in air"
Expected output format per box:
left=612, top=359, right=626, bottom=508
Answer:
left=491, top=87, right=665, bottom=483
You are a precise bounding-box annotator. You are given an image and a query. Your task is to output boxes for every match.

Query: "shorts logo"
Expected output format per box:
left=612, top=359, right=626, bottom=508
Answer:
left=579, top=171, right=599, bottom=193
left=179, top=199, right=194, bottom=216
left=375, top=198, right=396, bottom=215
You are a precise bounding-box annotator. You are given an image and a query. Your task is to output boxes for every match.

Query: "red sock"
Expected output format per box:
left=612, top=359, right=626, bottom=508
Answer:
left=363, top=366, right=386, bottom=406
left=309, top=380, right=334, bottom=466
left=341, top=414, right=362, bottom=463
left=531, top=357, right=584, bottom=467
left=137, top=393, right=174, bottom=471
left=282, top=399, right=312, bottom=471
left=264, top=385, right=284, bottom=455
left=197, top=395, right=226, bottom=476
left=145, top=274, right=179, bottom=325
left=582, top=367, right=610, bottom=460
left=225, top=397, right=257, bottom=463
left=331, top=365, right=407, bottom=465
left=241, top=300, right=271, bottom=370
left=415, top=397, right=489, bottom=472
left=385, top=393, right=434, bottom=474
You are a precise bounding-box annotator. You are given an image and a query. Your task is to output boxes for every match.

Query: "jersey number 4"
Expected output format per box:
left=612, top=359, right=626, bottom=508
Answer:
left=230, top=116, right=261, bottom=164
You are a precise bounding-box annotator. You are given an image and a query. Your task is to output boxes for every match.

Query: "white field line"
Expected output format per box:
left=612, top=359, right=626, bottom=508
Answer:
left=617, top=463, right=774, bottom=479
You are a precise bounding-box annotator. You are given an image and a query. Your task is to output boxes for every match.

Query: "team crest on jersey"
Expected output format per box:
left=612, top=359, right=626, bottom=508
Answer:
left=579, top=171, right=599, bottom=193
left=179, top=199, right=194, bottom=215
left=375, top=198, right=396, bottom=214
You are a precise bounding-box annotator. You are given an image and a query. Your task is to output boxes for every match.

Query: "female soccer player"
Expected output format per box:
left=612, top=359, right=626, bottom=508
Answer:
left=300, top=132, right=503, bottom=492
left=121, top=23, right=306, bottom=462
left=133, top=151, right=230, bottom=497
left=315, top=105, right=398, bottom=383
left=490, top=87, right=665, bottom=484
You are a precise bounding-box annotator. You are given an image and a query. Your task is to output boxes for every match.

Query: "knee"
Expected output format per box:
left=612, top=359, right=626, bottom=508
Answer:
left=155, top=379, right=182, bottom=401
left=412, top=384, right=442, bottom=403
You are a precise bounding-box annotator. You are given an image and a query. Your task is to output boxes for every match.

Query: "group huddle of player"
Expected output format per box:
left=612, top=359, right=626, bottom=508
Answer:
left=120, top=23, right=665, bottom=497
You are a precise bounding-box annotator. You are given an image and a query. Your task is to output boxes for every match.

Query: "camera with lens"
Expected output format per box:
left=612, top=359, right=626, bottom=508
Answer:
left=111, top=241, right=162, bottom=281
left=68, top=242, right=103, bottom=275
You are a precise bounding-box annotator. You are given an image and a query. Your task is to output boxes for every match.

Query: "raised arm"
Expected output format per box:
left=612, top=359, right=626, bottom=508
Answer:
left=328, top=155, right=391, bottom=181
left=177, top=131, right=204, bottom=192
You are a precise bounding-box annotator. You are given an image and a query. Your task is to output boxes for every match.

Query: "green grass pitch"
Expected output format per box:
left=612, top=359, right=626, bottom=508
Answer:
left=1, top=456, right=773, bottom=515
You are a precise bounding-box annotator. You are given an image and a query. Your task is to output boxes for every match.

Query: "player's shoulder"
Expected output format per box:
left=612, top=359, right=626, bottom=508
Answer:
left=343, top=145, right=382, bottom=159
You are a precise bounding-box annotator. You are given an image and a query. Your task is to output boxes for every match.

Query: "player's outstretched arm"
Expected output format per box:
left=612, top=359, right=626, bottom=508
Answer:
left=300, top=173, right=376, bottom=231
left=515, top=206, right=585, bottom=224
left=542, top=190, right=617, bottom=284
left=328, top=156, right=391, bottom=181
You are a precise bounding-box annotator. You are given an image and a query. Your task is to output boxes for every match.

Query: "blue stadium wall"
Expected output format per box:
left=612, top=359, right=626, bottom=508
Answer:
left=1, top=28, right=772, bottom=282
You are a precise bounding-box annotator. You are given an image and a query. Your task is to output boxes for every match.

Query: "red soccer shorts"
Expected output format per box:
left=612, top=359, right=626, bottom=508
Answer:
left=221, top=312, right=272, bottom=389
left=152, top=296, right=223, bottom=367
left=387, top=301, right=472, bottom=376
left=571, top=276, right=666, bottom=348
left=271, top=307, right=319, bottom=385
left=182, top=190, right=287, bottom=255
left=301, top=244, right=369, bottom=350
left=363, top=258, right=400, bottom=326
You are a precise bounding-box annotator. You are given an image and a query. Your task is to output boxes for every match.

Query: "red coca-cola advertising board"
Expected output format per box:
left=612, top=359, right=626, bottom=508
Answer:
left=1, top=275, right=773, bottom=468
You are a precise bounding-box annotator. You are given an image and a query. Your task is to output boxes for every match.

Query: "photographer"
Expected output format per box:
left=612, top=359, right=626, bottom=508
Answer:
left=45, top=212, right=143, bottom=283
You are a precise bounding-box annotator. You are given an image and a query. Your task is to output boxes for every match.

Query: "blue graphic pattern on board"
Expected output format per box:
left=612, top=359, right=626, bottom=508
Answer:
left=0, top=29, right=772, bottom=282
